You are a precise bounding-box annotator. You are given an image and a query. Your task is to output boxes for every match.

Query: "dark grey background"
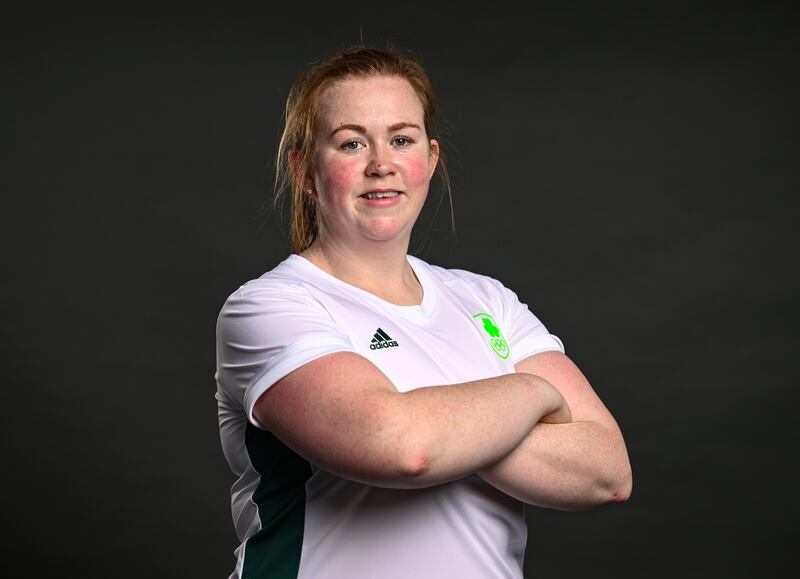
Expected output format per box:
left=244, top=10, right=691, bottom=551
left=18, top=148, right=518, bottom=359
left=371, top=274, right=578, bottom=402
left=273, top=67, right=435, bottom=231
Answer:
left=2, top=3, right=797, bottom=577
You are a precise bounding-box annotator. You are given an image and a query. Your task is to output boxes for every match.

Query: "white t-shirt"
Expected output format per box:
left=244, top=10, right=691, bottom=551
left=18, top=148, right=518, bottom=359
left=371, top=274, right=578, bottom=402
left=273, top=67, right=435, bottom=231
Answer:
left=215, top=254, right=564, bottom=579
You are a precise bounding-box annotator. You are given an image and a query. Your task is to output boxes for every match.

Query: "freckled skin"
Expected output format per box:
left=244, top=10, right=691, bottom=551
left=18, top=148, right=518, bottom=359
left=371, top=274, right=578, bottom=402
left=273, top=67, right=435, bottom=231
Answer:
left=309, top=75, right=439, bottom=249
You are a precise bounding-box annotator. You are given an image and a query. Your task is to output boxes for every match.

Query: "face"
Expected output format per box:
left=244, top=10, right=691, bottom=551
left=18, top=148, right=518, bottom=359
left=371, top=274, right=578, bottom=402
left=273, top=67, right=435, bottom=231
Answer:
left=308, top=75, right=439, bottom=250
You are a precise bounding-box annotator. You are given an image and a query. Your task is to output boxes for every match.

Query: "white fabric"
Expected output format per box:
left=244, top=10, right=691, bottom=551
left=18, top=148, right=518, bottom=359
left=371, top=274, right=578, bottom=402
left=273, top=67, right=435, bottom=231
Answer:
left=215, top=254, right=564, bottom=578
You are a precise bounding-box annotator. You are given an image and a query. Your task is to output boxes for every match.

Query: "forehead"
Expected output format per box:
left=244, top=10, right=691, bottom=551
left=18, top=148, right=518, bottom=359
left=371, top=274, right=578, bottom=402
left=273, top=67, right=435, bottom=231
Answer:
left=316, top=75, right=425, bottom=130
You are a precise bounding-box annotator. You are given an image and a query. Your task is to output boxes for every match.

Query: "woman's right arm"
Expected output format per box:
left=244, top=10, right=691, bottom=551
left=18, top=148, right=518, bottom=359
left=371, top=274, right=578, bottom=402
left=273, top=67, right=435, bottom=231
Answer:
left=253, top=351, right=570, bottom=489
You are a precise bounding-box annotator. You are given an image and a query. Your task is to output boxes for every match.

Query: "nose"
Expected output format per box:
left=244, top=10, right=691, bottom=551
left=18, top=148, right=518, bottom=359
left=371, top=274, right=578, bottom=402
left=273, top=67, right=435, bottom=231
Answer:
left=366, top=145, right=395, bottom=177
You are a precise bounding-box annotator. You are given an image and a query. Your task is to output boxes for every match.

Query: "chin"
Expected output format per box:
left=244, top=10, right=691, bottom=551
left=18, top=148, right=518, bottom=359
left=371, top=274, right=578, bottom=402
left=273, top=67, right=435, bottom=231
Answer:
left=360, top=219, right=410, bottom=242
left=362, top=232, right=405, bottom=244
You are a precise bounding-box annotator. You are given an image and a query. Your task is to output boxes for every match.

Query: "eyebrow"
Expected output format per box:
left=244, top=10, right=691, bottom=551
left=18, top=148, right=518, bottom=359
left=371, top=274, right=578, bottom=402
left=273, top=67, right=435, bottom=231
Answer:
left=329, top=122, right=422, bottom=138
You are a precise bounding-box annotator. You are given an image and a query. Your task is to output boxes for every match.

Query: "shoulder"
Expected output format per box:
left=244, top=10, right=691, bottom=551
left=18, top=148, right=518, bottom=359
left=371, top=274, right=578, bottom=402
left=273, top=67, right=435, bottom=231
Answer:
left=215, top=257, right=358, bottom=417
left=215, top=256, right=342, bottom=344
left=218, top=256, right=318, bottom=314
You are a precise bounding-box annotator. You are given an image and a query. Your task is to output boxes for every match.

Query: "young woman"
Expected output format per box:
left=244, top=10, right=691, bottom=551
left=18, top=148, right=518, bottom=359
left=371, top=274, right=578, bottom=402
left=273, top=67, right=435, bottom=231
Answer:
left=216, top=47, right=632, bottom=579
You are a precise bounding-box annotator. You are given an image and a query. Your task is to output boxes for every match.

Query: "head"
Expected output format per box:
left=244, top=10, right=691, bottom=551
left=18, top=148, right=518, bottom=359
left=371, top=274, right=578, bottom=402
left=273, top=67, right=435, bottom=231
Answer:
left=275, top=46, right=450, bottom=253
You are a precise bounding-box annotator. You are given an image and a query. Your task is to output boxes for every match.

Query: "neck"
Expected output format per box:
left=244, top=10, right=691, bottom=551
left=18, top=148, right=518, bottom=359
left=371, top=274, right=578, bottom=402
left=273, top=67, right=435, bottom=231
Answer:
left=300, top=235, right=422, bottom=306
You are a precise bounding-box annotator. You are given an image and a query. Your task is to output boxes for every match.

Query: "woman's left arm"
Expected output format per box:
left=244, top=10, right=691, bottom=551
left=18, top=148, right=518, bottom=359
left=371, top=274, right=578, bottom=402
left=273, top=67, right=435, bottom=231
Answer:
left=478, top=350, right=633, bottom=510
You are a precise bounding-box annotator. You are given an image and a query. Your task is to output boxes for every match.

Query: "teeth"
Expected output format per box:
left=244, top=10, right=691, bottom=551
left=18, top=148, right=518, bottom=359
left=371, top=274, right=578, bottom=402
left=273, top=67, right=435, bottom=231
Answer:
left=364, top=191, right=399, bottom=199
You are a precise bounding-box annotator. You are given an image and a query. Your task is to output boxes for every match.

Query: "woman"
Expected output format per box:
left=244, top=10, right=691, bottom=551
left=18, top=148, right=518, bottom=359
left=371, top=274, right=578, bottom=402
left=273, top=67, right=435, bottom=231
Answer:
left=216, top=47, right=632, bottom=579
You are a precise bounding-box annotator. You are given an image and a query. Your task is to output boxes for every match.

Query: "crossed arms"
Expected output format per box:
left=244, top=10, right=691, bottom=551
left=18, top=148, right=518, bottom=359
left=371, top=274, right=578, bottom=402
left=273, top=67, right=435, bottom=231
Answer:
left=253, top=349, right=631, bottom=510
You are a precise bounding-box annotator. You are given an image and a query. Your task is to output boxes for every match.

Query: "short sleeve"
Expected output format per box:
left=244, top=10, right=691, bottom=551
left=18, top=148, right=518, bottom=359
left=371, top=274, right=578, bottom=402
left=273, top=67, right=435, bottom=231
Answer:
left=215, top=281, right=356, bottom=427
left=489, top=278, right=565, bottom=365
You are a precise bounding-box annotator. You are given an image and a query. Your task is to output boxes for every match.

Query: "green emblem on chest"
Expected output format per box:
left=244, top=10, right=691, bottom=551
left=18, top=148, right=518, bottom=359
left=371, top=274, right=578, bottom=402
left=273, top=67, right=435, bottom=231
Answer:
left=472, top=312, right=509, bottom=359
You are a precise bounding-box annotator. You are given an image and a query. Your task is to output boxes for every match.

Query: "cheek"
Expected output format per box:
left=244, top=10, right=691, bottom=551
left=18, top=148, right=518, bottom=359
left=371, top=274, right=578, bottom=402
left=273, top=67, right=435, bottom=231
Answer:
left=317, top=158, right=359, bottom=196
left=405, top=157, right=429, bottom=185
left=403, top=157, right=433, bottom=188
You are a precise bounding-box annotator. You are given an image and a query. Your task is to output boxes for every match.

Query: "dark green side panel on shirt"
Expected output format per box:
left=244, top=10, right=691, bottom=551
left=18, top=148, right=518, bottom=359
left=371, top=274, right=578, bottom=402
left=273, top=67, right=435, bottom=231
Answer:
left=243, top=424, right=313, bottom=579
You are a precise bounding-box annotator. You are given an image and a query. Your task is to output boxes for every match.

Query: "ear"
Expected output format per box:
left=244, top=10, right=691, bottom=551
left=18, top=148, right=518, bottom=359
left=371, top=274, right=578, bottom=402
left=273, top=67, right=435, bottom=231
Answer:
left=289, top=150, right=316, bottom=196
left=428, top=139, right=440, bottom=177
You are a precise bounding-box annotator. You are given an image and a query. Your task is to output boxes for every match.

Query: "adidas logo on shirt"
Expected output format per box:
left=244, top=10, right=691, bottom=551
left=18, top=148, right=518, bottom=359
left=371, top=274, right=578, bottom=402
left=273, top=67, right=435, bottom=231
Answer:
left=369, top=328, right=399, bottom=350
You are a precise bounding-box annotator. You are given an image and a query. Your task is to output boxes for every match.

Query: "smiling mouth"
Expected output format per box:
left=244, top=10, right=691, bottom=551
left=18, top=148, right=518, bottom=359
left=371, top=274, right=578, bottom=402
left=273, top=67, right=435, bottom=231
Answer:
left=361, top=191, right=402, bottom=200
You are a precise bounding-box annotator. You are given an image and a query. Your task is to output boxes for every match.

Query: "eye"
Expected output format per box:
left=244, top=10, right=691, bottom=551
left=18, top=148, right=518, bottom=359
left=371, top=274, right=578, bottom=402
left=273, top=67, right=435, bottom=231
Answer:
left=341, top=140, right=364, bottom=151
left=392, top=136, right=413, bottom=148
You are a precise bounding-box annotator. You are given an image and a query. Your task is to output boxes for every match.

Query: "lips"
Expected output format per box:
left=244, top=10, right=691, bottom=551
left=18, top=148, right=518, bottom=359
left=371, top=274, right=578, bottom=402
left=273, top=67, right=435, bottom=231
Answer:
left=361, top=190, right=402, bottom=200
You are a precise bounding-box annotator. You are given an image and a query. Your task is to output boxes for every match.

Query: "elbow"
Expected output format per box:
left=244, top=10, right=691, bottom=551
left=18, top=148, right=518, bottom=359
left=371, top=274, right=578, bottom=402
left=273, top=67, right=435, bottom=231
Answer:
left=331, top=440, right=432, bottom=489
left=609, top=467, right=633, bottom=503
left=569, top=460, right=631, bottom=510
left=560, top=469, right=632, bottom=512
left=388, top=396, right=437, bottom=482
left=603, top=461, right=633, bottom=505
left=395, top=421, right=434, bottom=480
left=400, top=450, right=432, bottom=479
left=375, top=398, right=435, bottom=484
left=598, top=434, right=633, bottom=505
left=361, top=446, right=430, bottom=488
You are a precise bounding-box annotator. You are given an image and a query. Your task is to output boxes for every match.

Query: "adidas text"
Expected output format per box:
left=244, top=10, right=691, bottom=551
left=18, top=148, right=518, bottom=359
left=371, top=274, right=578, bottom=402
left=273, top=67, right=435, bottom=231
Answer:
left=370, top=340, right=399, bottom=350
